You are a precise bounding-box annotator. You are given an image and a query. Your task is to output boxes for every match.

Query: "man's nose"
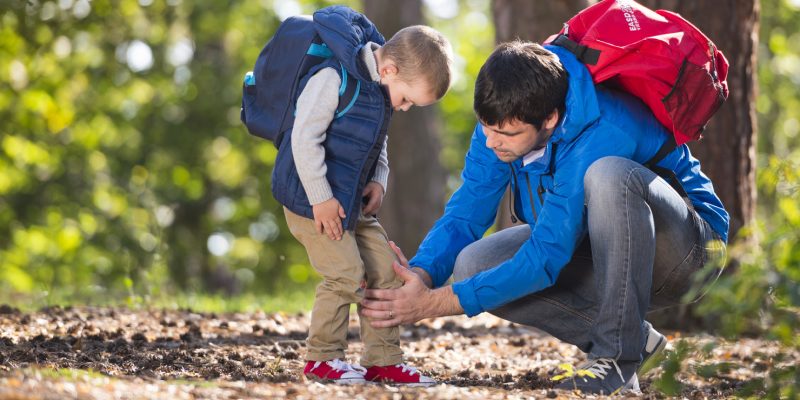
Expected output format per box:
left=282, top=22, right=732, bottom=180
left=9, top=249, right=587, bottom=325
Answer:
left=485, top=131, right=499, bottom=148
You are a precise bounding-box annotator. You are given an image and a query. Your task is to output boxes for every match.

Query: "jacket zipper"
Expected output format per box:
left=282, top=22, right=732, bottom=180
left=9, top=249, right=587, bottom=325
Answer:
left=524, top=174, right=538, bottom=222
left=507, top=164, right=519, bottom=223
left=510, top=164, right=549, bottom=223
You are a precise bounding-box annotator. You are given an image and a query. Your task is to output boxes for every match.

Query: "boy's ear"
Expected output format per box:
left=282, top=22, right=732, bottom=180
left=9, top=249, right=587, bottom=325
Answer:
left=380, top=61, right=399, bottom=79
left=543, top=109, right=559, bottom=130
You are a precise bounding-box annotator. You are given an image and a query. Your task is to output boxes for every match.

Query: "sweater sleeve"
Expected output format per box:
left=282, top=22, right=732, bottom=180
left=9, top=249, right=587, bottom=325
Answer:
left=291, top=67, right=341, bottom=205
left=371, top=137, right=390, bottom=193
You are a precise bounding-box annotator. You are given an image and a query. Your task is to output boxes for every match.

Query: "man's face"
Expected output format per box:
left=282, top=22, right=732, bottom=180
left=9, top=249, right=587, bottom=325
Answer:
left=481, top=114, right=557, bottom=162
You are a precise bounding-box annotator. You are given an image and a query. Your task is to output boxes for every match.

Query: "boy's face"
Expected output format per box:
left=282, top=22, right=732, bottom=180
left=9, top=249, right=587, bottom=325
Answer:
left=380, top=72, right=438, bottom=112
left=480, top=112, right=558, bottom=162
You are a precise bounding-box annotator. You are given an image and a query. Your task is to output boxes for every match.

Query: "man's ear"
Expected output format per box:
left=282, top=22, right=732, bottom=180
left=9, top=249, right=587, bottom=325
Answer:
left=543, top=109, right=559, bottom=130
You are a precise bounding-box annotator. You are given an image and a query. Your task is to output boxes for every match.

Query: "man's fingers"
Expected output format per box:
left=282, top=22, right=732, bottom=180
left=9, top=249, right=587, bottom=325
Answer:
left=338, top=205, right=346, bottom=219
left=315, top=220, right=324, bottom=235
left=389, top=241, right=409, bottom=266
left=361, top=298, right=392, bottom=311
left=392, top=260, right=416, bottom=282
left=370, top=319, right=401, bottom=329
left=363, top=288, right=398, bottom=301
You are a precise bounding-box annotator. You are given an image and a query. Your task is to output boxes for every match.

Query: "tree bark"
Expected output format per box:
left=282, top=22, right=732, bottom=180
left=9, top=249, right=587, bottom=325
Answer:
left=363, top=0, right=448, bottom=252
left=493, top=0, right=595, bottom=44
left=491, top=0, right=594, bottom=230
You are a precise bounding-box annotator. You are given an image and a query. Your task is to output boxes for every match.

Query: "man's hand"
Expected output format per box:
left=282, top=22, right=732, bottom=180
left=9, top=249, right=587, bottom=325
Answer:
left=312, top=198, right=346, bottom=240
left=362, top=181, right=385, bottom=216
left=388, top=241, right=433, bottom=288
left=360, top=241, right=462, bottom=328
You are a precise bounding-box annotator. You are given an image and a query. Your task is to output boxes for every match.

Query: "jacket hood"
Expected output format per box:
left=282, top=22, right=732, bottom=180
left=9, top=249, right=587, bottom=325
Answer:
left=313, top=6, right=385, bottom=82
left=545, top=44, right=601, bottom=145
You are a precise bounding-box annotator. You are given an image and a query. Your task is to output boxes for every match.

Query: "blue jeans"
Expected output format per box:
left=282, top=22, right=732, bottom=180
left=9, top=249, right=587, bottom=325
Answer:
left=452, top=157, right=726, bottom=362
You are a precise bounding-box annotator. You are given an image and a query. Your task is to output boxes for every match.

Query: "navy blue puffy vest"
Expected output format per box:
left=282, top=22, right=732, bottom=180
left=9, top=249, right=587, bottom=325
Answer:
left=267, top=6, right=392, bottom=231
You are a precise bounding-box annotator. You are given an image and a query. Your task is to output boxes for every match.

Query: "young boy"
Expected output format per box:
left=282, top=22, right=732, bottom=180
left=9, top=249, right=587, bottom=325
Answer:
left=274, top=6, right=453, bottom=385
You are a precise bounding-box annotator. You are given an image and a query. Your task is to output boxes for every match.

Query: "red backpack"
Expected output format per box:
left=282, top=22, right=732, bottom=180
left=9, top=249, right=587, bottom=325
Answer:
left=545, top=0, right=729, bottom=147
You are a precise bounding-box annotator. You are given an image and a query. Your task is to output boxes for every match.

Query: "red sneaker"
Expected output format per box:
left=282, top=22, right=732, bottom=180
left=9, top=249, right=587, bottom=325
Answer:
left=364, top=363, right=436, bottom=386
left=303, top=359, right=367, bottom=384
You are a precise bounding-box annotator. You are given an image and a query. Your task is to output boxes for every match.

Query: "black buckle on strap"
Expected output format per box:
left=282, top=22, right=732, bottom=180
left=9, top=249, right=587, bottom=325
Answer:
left=552, top=34, right=601, bottom=66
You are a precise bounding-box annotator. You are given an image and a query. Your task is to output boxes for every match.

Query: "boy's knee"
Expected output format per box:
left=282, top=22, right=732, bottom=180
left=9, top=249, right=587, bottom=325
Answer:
left=319, top=276, right=365, bottom=302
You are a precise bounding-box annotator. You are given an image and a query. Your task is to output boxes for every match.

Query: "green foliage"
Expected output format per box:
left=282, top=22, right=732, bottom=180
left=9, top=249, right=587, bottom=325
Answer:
left=651, top=153, right=800, bottom=398
left=652, top=339, right=691, bottom=396
left=699, top=156, right=800, bottom=398
left=0, top=0, right=347, bottom=300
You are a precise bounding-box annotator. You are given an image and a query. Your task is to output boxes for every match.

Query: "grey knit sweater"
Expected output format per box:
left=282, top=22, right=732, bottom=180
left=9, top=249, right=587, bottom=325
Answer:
left=291, top=42, right=389, bottom=206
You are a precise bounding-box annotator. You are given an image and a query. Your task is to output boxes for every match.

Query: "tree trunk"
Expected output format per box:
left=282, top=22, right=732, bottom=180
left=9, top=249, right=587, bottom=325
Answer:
left=363, top=0, right=448, bottom=252
left=493, top=0, right=595, bottom=43
left=491, top=0, right=594, bottom=230
left=638, top=0, right=759, bottom=330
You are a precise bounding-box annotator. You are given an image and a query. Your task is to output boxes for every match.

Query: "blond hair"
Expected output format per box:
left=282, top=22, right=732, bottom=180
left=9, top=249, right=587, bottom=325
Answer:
left=381, top=25, right=453, bottom=99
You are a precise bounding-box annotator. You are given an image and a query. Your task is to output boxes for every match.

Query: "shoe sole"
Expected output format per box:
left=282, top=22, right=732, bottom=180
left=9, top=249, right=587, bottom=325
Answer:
left=639, top=334, right=668, bottom=374
left=367, top=379, right=436, bottom=387
left=304, top=374, right=367, bottom=385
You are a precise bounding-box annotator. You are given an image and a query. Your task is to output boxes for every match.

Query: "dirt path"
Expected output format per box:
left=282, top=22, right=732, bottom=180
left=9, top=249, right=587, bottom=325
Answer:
left=0, top=306, right=792, bottom=399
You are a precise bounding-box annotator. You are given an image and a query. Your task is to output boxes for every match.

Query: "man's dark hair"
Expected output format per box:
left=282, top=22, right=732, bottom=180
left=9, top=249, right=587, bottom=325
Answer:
left=474, top=41, right=568, bottom=129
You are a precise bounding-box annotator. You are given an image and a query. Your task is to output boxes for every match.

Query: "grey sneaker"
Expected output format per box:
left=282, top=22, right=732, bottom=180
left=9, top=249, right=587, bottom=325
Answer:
left=640, top=321, right=668, bottom=372
left=554, top=358, right=640, bottom=395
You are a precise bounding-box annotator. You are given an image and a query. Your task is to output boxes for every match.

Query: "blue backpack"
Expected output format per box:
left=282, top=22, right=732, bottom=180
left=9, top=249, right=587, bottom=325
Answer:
left=241, top=12, right=368, bottom=146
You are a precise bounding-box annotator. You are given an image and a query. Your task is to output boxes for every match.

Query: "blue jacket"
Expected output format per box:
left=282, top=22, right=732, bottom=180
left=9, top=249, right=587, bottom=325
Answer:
left=272, top=6, right=392, bottom=230
left=409, top=45, right=730, bottom=317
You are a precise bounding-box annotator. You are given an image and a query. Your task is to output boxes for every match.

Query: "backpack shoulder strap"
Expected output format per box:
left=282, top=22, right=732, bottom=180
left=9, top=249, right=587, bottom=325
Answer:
left=551, top=34, right=600, bottom=66
left=644, top=135, right=677, bottom=169
left=644, top=136, right=694, bottom=210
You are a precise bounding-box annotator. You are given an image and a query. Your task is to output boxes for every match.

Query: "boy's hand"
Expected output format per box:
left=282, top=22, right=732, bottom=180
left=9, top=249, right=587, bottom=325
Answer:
left=362, top=181, right=385, bottom=216
left=312, top=198, right=346, bottom=240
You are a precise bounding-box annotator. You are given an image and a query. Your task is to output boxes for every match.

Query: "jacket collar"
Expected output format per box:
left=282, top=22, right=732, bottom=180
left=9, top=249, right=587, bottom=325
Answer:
left=313, top=6, right=386, bottom=82
left=544, top=45, right=601, bottom=145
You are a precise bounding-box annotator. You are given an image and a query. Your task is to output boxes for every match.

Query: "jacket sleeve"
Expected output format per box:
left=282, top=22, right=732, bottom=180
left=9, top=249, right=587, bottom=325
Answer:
left=451, top=131, right=633, bottom=316
left=291, top=67, right=341, bottom=205
left=409, top=124, right=509, bottom=288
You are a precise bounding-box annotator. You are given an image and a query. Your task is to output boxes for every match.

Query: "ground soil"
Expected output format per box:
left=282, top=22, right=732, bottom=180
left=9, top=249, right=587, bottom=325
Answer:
left=0, top=305, right=794, bottom=399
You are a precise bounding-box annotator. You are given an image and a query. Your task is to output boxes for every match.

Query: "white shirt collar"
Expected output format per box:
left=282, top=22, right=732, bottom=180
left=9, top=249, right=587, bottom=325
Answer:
left=522, top=147, right=546, bottom=166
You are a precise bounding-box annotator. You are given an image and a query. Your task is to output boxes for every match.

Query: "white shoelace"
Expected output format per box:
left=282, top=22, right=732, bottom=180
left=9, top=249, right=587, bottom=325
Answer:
left=397, top=363, right=420, bottom=376
left=311, top=359, right=366, bottom=374
left=583, top=358, right=624, bottom=381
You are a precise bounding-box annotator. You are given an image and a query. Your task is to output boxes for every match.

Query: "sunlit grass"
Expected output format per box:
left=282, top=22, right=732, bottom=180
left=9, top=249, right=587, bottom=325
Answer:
left=0, top=288, right=315, bottom=314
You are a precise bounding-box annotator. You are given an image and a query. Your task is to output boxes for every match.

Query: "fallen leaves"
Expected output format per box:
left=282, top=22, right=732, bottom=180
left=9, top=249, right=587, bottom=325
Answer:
left=0, top=306, right=796, bottom=399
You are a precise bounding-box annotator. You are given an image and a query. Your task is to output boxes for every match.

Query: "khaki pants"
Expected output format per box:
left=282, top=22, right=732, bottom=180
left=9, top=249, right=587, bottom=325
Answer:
left=283, top=207, right=403, bottom=367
